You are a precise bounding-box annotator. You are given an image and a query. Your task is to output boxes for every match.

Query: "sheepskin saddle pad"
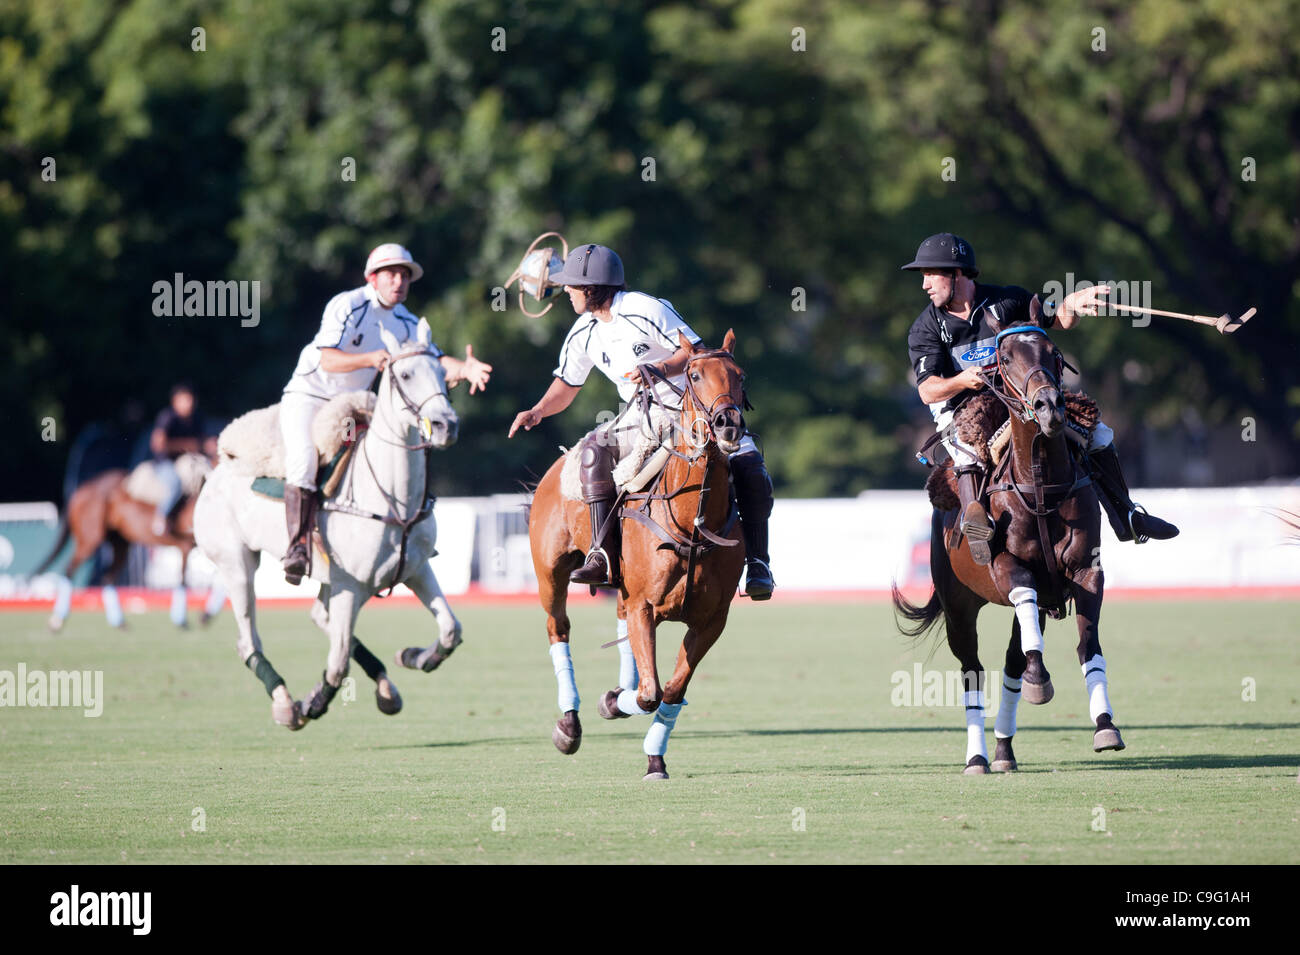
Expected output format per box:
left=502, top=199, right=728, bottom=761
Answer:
left=124, top=452, right=212, bottom=506
left=217, top=392, right=376, bottom=488
left=560, top=403, right=677, bottom=503
left=925, top=389, right=1101, bottom=511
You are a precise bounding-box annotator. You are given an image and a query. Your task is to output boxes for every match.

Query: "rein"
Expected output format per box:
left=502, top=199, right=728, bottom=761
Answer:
left=981, top=326, right=1091, bottom=619
left=320, top=349, right=447, bottom=595
left=620, top=353, right=745, bottom=615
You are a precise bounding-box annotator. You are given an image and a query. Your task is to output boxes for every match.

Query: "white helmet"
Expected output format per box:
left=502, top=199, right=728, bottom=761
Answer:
left=364, top=243, right=424, bottom=282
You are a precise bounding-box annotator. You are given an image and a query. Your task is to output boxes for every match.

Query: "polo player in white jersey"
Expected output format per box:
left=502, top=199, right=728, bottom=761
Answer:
left=279, top=243, right=492, bottom=584
left=508, top=243, right=775, bottom=598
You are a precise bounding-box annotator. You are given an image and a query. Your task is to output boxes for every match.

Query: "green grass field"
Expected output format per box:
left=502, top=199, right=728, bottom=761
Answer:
left=1, top=598, right=1297, bottom=864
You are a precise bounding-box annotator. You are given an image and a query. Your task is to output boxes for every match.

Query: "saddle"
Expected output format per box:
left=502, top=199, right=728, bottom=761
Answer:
left=924, top=389, right=1101, bottom=512
left=217, top=392, right=375, bottom=499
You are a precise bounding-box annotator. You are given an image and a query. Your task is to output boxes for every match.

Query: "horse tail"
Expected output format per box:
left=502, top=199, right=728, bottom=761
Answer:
left=32, top=515, right=72, bottom=576
left=890, top=582, right=945, bottom=640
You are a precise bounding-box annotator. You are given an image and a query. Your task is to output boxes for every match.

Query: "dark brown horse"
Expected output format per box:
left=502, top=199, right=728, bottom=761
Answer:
left=894, top=322, right=1125, bottom=773
left=35, top=469, right=202, bottom=630
left=528, top=331, right=748, bottom=779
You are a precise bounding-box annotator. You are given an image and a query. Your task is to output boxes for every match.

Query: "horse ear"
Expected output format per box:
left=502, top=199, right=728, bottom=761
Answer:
left=1028, top=294, right=1044, bottom=328
left=417, top=316, right=433, bottom=347
left=378, top=325, right=402, bottom=356
left=679, top=331, right=699, bottom=353
left=721, top=328, right=736, bottom=355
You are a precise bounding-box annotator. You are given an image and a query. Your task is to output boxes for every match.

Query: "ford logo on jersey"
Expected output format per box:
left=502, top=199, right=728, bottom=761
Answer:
left=960, top=345, right=996, bottom=364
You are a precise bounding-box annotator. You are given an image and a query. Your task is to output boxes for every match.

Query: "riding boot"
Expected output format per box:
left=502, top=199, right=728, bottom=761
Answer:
left=283, top=484, right=318, bottom=585
left=731, top=452, right=775, bottom=600
left=956, top=467, right=994, bottom=566
left=1088, top=446, right=1179, bottom=543
left=570, top=497, right=619, bottom=586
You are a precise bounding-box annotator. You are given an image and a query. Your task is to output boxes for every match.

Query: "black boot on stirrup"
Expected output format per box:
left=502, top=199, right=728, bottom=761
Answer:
left=571, top=498, right=619, bottom=587
left=731, top=452, right=775, bottom=600
left=1089, top=446, right=1179, bottom=543
left=956, top=467, right=994, bottom=566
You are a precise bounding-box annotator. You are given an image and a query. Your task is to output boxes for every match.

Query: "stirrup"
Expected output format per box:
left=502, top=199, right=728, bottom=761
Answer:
left=570, top=548, right=612, bottom=586
left=743, top=559, right=774, bottom=600
left=1127, top=504, right=1150, bottom=545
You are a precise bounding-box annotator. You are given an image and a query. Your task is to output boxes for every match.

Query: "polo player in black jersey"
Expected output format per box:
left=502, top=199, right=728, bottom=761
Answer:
left=903, top=232, right=1178, bottom=565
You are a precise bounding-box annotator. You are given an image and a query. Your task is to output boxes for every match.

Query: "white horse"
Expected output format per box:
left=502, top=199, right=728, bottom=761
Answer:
left=195, top=319, right=465, bottom=729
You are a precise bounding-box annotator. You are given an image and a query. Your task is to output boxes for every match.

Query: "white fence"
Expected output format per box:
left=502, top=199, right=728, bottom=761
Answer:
left=5, top=485, right=1300, bottom=599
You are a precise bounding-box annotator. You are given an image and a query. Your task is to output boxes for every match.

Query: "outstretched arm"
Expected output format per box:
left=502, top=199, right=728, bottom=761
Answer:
left=439, top=345, right=492, bottom=394
left=1052, top=285, right=1112, bottom=331
left=508, top=378, right=581, bottom=437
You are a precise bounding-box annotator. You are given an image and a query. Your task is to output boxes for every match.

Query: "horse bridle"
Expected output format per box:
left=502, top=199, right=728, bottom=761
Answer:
left=639, top=349, right=749, bottom=452
left=374, top=348, right=452, bottom=451
left=986, top=325, right=1066, bottom=423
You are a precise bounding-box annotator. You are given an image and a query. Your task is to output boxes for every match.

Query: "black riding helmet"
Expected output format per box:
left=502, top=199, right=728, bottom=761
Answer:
left=901, top=233, right=979, bottom=277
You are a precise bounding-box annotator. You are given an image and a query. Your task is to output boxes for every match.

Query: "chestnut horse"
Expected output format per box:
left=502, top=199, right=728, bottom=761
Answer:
left=34, top=469, right=213, bottom=631
left=529, top=331, right=747, bottom=779
left=893, top=323, right=1125, bottom=774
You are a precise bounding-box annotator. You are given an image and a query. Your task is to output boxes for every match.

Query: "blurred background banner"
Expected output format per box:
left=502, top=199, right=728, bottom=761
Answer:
left=2, top=0, right=1296, bottom=564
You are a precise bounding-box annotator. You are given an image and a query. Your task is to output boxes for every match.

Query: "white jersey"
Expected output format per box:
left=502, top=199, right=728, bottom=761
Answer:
left=552, top=291, right=701, bottom=404
left=283, top=285, right=443, bottom=400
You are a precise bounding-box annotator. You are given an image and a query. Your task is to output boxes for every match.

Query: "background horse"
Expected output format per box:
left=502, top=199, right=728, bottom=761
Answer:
left=893, top=322, right=1124, bottom=774
left=195, top=319, right=464, bottom=730
left=529, top=330, right=747, bottom=779
left=34, top=467, right=221, bottom=631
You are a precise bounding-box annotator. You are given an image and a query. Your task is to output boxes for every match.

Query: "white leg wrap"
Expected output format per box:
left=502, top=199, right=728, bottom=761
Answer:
left=53, top=576, right=72, bottom=620
left=102, top=585, right=124, bottom=628
left=994, top=675, right=1022, bottom=738
left=170, top=586, right=188, bottom=626
left=1082, top=654, right=1112, bottom=722
left=204, top=582, right=226, bottom=617
left=1009, top=586, right=1044, bottom=655
left=617, top=687, right=651, bottom=716
left=616, top=619, right=637, bottom=689
left=964, top=688, right=988, bottom=764
left=643, top=701, right=683, bottom=756
left=549, top=642, right=580, bottom=714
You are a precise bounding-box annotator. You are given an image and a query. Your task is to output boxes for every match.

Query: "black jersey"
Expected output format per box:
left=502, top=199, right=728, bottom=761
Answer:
left=152, top=408, right=204, bottom=461
left=906, top=283, right=1037, bottom=418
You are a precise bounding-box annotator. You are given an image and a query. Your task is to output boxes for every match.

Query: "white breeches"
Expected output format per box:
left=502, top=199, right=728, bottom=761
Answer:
left=280, top=392, right=327, bottom=490
left=936, top=410, right=1114, bottom=470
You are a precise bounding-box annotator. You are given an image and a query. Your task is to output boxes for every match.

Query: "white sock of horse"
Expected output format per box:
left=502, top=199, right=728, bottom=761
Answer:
left=644, top=701, right=683, bottom=756
left=995, top=675, right=1022, bottom=739
left=1008, top=586, right=1044, bottom=656
left=964, top=688, right=987, bottom=765
left=616, top=619, right=637, bottom=688
left=53, top=577, right=72, bottom=621
left=1082, top=654, right=1112, bottom=722
left=170, top=586, right=187, bottom=626
left=102, top=585, right=124, bottom=628
left=617, top=688, right=651, bottom=716
left=549, top=642, right=580, bottom=713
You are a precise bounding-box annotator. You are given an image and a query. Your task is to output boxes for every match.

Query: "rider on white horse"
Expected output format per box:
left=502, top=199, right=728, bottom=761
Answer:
left=279, top=243, right=492, bottom=584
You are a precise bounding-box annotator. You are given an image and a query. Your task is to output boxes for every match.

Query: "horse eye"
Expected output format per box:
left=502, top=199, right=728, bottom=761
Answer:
left=690, top=372, right=700, bottom=382
left=400, top=371, right=411, bottom=380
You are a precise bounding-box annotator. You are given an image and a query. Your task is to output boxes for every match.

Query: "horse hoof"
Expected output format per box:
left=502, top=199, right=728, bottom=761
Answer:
left=396, top=637, right=460, bottom=673
left=199, top=612, right=216, bottom=628
left=375, top=679, right=403, bottom=716
left=1093, top=723, right=1125, bottom=752
left=990, top=758, right=1018, bottom=772
left=1022, top=678, right=1054, bottom=705
left=47, top=615, right=65, bottom=633
left=598, top=689, right=631, bottom=720
left=272, top=699, right=306, bottom=731
left=991, top=738, right=1017, bottom=771
left=643, top=755, right=668, bottom=780
left=552, top=710, right=581, bottom=754
left=963, top=756, right=990, bottom=775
